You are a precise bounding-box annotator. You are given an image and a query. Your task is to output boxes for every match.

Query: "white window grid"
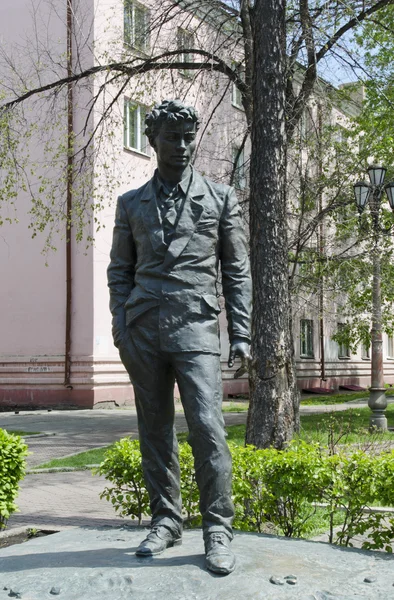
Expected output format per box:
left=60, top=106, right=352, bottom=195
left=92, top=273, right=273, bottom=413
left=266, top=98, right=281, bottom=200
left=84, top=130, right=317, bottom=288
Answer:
left=124, top=0, right=150, bottom=52
left=361, top=343, right=370, bottom=360
left=232, top=146, right=247, bottom=190
left=337, top=323, right=351, bottom=359
left=177, top=28, right=194, bottom=77
left=124, top=100, right=150, bottom=156
left=388, top=336, right=394, bottom=359
left=300, top=319, right=314, bottom=358
left=232, top=63, right=244, bottom=110
left=232, top=83, right=243, bottom=109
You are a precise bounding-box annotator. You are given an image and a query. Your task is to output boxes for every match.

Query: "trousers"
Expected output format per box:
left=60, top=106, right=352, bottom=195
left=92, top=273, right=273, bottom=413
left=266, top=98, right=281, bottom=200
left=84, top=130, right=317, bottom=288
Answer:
left=118, top=308, right=234, bottom=539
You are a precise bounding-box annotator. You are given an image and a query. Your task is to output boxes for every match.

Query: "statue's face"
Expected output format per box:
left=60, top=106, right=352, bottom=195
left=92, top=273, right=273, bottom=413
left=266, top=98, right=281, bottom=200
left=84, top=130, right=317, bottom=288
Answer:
left=152, top=120, right=197, bottom=173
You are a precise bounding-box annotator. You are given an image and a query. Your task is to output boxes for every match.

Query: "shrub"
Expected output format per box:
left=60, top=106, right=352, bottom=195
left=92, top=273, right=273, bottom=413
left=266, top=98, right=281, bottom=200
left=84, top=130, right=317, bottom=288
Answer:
left=0, top=429, right=28, bottom=529
left=95, top=439, right=149, bottom=525
left=231, top=443, right=269, bottom=533
left=96, top=438, right=202, bottom=527
left=325, top=450, right=394, bottom=551
left=178, top=442, right=200, bottom=527
left=232, top=440, right=329, bottom=537
left=320, top=451, right=381, bottom=545
left=97, top=438, right=394, bottom=551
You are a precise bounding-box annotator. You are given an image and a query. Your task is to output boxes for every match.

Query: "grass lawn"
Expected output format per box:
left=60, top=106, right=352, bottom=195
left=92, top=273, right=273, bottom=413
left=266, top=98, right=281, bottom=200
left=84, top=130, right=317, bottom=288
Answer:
left=223, top=389, right=394, bottom=409
left=300, top=387, right=394, bottom=405
left=219, top=405, right=394, bottom=447
left=36, top=445, right=117, bottom=470
left=300, top=391, right=369, bottom=405
left=3, top=430, right=41, bottom=437
left=222, top=402, right=249, bottom=412
left=299, top=404, right=394, bottom=445
left=34, top=404, right=394, bottom=470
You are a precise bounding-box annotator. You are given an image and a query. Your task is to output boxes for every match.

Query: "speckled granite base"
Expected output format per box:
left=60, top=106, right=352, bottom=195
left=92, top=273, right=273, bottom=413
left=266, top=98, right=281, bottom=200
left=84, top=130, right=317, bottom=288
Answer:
left=0, top=527, right=393, bottom=600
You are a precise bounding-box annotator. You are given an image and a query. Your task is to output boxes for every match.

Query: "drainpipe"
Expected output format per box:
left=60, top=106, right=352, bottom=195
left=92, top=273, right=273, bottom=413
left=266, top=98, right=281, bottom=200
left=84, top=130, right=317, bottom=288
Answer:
left=317, top=103, right=326, bottom=382
left=64, top=0, right=73, bottom=389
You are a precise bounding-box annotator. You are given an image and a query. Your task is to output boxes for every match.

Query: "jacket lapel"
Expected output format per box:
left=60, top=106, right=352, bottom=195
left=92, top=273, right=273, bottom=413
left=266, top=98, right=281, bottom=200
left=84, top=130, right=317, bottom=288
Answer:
left=140, top=178, right=167, bottom=255
left=162, top=170, right=206, bottom=269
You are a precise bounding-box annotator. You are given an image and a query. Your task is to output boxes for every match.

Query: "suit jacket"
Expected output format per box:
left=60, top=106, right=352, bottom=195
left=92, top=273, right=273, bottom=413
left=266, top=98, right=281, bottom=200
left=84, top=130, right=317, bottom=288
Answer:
left=107, top=168, right=252, bottom=354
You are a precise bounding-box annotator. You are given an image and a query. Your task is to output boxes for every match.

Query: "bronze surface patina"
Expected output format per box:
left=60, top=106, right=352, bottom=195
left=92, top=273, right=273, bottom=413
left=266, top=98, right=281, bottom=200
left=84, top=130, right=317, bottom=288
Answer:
left=107, top=99, right=252, bottom=575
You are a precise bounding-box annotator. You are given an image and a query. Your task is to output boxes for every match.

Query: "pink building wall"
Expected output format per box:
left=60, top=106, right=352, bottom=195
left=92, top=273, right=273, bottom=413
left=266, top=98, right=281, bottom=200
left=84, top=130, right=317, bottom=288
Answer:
left=1, top=0, right=392, bottom=409
left=0, top=0, right=97, bottom=408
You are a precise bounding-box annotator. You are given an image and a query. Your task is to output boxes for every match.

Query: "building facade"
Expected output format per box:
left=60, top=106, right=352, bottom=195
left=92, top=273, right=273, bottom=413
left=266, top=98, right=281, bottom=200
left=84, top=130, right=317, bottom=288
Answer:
left=0, top=0, right=392, bottom=409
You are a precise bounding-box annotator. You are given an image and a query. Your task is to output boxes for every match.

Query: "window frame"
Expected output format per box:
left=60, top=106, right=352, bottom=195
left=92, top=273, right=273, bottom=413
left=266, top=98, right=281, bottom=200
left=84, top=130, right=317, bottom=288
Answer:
left=232, top=82, right=243, bottom=110
left=337, top=323, right=351, bottom=359
left=123, top=99, right=150, bottom=156
left=124, top=0, right=150, bottom=53
left=300, top=318, right=314, bottom=359
left=177, top=28, right=194, bottom=78
left=300, top=108, right=314, bottom=142
left=231, top=63, right=244, bottom=110
left=232, top=145, right=247, bottom=191
left=361, top=342, right=370, bottom=360
left=388, top=335, right=394, bottom=359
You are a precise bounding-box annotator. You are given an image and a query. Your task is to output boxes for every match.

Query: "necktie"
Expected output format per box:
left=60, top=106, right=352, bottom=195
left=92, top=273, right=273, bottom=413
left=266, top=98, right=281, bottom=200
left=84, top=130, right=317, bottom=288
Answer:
left=161, top=187, right=181, bottom=245
left=163, top=194, right=178, bottom=227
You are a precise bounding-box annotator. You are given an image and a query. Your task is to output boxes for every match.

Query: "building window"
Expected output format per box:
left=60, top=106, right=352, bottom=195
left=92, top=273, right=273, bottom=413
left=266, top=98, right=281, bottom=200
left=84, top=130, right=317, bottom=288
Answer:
left=388, top=336, right=394, bottom=359
left=124, top=0, right=150, bottom=52
left=361, top=343, right=370, bottom=360
left=232, top=83, right=242, bottom=109
left=124, top=100, right=150, bottom=155
left=300, top=108, right=314, bottom=141
left=300, top=319, right=314, bottom=358
left=334, top=124, right=346, bottom=144
left=232, top=146, right=246, bottom=190
left=337, top=323, right=351, bottom=359
left=232, top=64, right=244, bottom=109
left=177, top=28, right=194, bottom=77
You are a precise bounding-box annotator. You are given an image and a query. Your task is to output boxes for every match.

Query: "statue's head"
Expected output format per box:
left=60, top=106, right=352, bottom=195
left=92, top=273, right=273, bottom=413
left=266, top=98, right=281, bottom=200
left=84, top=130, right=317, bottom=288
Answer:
left=145, top=99, right=200, bottom=177
left=145, top=99, right=200, bottom=146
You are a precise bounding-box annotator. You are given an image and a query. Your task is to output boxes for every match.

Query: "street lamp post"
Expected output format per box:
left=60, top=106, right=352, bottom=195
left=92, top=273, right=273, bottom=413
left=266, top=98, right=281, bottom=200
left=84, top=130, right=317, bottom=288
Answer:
left=354, top=166, right=394, bottom=431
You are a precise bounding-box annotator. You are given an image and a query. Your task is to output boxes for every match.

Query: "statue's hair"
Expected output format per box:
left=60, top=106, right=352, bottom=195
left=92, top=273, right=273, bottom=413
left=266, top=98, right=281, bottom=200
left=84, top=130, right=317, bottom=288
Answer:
left=145, top=99, right=200, bottom=143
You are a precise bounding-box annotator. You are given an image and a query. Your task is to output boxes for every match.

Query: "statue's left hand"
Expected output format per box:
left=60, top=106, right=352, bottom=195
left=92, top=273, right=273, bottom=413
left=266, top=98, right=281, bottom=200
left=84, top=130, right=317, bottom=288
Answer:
left=228, top=339, right=251, bottom=377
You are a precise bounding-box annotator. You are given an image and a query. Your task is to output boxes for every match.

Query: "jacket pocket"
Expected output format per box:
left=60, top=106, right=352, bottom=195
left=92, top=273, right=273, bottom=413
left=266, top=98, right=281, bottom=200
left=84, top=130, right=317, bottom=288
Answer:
left=195, top=220, right=217, bottom=232
left=201, top=294, right=221, bottom=314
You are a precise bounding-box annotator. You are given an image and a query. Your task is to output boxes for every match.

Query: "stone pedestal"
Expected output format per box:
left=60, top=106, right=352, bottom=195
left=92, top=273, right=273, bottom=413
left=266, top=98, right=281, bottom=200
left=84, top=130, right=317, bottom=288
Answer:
left=0, top=527, right=393, bottom=599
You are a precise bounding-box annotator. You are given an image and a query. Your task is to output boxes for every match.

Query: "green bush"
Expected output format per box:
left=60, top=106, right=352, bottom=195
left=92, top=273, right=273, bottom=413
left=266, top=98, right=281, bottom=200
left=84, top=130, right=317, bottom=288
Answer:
left=95, top=439, right=149, bottom=525
left=96, top=437, right=394, bottom=551
left=231, top=443, right=268, bottom=533
left=178, top=442, right=200, bottom=527
left=320, top=451, right=381, bottom=545
left=324, top=450, right=394, bottom=551
left=0, top=429, right=28, bottom=529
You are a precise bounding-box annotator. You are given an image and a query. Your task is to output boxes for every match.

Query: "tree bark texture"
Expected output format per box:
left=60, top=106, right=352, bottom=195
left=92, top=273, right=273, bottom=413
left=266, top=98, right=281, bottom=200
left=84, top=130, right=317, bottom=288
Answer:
left=246, top=0, right=299, bottom=449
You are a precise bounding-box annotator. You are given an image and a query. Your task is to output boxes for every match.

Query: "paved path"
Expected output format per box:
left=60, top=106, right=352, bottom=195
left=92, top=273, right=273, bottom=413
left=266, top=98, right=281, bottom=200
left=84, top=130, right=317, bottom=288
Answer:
left=0, top=409, right=247, bottom=468
left=0, top=402, right=392, bottom=533
left=7, top=471, right=132, bottom=530
left=0, top=409, right=246, bottom=531
left=0, top=402, right=378, bottom=469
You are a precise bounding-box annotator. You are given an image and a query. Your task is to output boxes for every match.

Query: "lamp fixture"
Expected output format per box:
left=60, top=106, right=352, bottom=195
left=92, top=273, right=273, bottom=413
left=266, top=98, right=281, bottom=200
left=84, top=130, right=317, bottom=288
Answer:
left=353, top=181, right=371, bottom=213
left=367, top=165, right=387, bottom=187
left=385, top=182, right=394, bottom=211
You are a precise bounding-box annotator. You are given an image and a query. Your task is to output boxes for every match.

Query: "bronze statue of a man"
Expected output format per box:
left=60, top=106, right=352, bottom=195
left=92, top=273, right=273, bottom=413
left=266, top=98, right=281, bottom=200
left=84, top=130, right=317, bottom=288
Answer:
left=107, top=99, right=252, bottom=575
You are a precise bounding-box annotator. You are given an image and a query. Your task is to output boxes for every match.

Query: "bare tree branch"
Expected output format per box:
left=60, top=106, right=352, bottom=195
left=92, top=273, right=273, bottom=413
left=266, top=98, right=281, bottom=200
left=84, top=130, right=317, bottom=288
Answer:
left=316, top=0, right=394, bottom=63
left=1, top=49, right=243, bottom=113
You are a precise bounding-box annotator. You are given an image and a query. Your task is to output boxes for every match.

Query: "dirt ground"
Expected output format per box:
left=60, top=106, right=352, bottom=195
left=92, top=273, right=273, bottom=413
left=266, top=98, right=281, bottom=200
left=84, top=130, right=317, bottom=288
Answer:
left=0, top=529, right=56, bottom=549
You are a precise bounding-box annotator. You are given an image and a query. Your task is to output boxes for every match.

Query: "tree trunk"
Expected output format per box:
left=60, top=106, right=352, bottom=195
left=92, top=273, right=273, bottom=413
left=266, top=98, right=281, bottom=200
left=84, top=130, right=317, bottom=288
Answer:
left=246, top=0, right=299, bottom=449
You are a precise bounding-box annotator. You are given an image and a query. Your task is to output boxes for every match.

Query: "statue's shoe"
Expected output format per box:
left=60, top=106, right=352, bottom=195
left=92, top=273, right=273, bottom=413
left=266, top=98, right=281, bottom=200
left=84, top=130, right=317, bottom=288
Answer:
left=135, top=526, right=182, bottom=557
left=204, top=532, right=235, bottom=575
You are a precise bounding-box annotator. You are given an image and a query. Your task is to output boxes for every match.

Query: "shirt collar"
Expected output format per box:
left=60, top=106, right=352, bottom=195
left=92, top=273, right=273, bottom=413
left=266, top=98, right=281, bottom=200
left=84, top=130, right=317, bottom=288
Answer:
left=155, top=166, right=193, bottom=197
